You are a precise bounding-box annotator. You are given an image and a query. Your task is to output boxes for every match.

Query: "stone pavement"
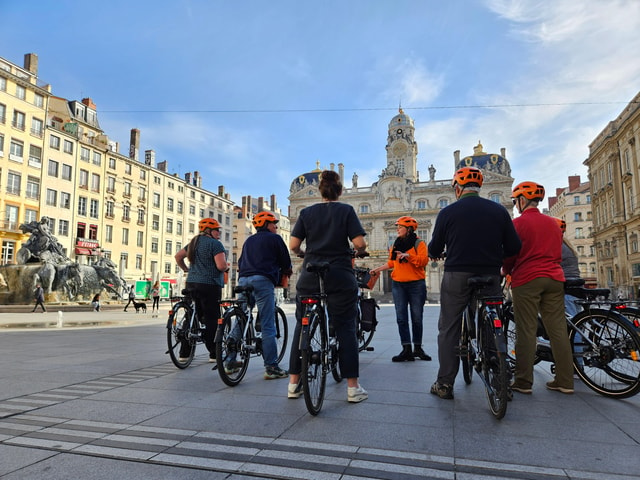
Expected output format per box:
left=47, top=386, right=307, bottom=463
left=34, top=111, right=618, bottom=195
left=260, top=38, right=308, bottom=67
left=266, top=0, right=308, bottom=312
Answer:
left=0, top=304, right=639, bottom=479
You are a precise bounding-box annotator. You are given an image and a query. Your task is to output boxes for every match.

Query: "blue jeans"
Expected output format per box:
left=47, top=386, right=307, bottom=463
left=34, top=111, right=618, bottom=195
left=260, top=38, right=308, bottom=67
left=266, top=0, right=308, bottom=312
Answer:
left=237, top=275, right=279, bottom=367
left=392, top=279, right=427, bottom=345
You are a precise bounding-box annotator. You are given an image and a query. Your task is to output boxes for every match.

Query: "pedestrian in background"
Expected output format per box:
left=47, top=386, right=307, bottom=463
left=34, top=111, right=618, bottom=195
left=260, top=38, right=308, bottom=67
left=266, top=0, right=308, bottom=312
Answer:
left=123, top=287, right=135, bottom=312
left=151, top=281, right=160, bottom=316
left=91, top=293, right=101, bottom=312
left=504, top=182, right=574, bottom=395
left=370, top=216, right=431, bottom=362
left=32, top=283, right=46, bottom=313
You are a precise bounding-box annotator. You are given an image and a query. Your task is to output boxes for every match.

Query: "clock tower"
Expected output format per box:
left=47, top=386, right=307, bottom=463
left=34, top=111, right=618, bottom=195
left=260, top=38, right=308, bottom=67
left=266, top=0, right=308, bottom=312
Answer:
left=384, top=107, right=418, bottom=182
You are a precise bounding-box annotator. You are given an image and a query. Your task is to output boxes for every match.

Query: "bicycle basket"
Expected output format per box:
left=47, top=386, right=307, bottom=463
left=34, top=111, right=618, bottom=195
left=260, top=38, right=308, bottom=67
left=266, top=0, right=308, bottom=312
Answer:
left=354, top=267, right=371, bottom=289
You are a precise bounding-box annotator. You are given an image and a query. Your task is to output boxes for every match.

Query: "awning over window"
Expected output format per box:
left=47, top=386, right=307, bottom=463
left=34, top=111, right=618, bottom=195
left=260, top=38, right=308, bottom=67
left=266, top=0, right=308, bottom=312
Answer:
left=74, top=247, right=92, bottom=255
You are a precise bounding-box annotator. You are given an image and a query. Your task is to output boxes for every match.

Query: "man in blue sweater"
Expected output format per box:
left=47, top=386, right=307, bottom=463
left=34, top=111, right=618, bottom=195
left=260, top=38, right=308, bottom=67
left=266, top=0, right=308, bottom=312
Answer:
left=236, top=211, right=292, bottom=379
left=428, top=167, right=521, bottom=400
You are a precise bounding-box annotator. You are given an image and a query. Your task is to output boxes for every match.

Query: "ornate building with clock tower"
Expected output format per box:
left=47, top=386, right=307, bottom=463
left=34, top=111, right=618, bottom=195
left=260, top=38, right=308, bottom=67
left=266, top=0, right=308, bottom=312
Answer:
left=288, top=108, right=515, bottom=301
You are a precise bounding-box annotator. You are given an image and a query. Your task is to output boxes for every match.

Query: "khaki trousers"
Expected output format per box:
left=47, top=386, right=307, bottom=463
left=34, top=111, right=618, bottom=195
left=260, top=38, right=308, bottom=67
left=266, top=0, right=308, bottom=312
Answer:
left=512, top=277, right=574, bottom=389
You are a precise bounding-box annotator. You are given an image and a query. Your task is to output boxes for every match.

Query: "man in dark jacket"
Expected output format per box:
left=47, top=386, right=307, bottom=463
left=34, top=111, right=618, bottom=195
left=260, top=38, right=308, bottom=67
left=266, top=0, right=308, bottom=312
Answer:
left=428, top=167, right=521, bottom=400
left=234, top=211, right=292, bottom=380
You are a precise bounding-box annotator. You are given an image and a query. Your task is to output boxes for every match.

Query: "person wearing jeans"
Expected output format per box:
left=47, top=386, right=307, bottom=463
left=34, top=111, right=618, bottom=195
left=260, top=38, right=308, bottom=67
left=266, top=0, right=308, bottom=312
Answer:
left=232, top=211, right=292, bottom=380
left=371, top=216, right=431, bottom=362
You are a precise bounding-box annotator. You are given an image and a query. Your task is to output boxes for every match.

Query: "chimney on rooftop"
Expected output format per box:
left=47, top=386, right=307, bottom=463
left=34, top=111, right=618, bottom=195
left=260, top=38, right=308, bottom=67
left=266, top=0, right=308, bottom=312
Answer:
left=338, top=163, right=344, bottom=182
left=568, top=175, right=581, bottom=192
left=129, top=129, right=140, bottom=162
left=23, top=53, right=38, bottom=75
left=144, top=150, right=155, bottom=167
left=270, top=194, right=277, bottom=212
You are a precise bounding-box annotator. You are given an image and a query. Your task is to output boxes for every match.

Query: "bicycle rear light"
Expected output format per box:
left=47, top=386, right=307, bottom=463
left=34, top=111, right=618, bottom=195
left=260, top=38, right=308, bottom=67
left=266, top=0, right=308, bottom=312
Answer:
left=302, top=316, right=310, bottom=326
left=301, top=298, right=319, bottom=305
left=493, top=318, right=503, bottom=328
left=486, top=300, right=503, bottom=306
left=220, top=301, right=233, bottom=308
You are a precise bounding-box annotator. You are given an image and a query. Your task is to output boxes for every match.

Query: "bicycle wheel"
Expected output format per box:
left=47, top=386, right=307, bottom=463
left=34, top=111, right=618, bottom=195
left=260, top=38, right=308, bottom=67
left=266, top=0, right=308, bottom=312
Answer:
left=614, top=306, right=640, bottom=331
left=275, top=307, right=289, bottom=364
left=301, top=308, right=327, bottom=415
left=460, top=306, right=474, bottom=385
left=166, top=302, right=195, bottom=369
left=356, top=303, right=375, bottom=352
left=481, top=310, right=509, bottom=419
left=216, top=307, right=250, bottom=386
left=571, top=309, right=640, bottom=398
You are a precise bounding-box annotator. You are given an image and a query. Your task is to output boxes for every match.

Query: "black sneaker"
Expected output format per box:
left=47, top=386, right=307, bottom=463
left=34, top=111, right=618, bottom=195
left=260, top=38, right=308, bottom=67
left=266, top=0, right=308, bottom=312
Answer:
left=264, top=365, right=288, bottom=380
left=430, top=382, right=454, bottom=400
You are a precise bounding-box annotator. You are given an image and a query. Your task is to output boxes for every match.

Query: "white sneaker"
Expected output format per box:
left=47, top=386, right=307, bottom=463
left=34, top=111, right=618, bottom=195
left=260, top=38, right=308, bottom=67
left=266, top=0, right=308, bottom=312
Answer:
left=347, top=385, right=368, bottom=403
left=287, top=383, right=302, bottom=399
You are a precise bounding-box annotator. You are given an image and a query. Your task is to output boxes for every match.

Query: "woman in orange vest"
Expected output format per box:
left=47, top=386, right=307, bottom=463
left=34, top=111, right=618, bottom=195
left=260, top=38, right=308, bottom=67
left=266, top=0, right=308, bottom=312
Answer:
left=370, top=216, right=431, bottom=362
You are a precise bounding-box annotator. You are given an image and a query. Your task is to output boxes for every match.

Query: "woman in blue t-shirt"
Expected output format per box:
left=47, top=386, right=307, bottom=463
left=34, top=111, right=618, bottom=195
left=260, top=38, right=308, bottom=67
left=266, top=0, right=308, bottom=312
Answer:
left=175, top=218, right=229, bottom=362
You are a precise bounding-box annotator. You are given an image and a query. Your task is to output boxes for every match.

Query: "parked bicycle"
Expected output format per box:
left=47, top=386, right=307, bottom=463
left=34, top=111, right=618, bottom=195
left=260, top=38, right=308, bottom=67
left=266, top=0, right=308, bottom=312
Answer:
left=565, top=280, right=640, bottom=332
left=166, top=288, right=206, bottom=369
left=458, top=275, right=510, bottom=419
left=215, top=285, right=289, bottom=386
left=504, top=283, right=640, bottom=398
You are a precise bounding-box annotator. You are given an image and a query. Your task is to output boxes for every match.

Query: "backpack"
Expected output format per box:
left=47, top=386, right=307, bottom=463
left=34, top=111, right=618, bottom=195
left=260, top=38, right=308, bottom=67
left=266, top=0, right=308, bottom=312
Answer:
left=359, top=297, right=379, bottom=332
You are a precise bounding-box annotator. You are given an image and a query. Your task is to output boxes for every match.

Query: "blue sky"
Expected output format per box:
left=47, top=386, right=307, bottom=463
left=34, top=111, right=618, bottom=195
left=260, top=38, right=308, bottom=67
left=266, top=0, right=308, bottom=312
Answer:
left=1, top=0, right=639, bottom=210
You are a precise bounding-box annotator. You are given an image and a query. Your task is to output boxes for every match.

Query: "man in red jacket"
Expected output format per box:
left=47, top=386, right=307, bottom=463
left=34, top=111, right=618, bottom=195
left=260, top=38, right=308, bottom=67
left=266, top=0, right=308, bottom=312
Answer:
left=503, top=181, right=574, bottom=395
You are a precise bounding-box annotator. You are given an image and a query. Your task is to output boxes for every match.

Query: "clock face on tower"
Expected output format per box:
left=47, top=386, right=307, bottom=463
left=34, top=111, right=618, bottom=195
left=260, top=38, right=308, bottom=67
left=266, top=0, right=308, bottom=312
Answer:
left=392, top=142, right=407, bottom=156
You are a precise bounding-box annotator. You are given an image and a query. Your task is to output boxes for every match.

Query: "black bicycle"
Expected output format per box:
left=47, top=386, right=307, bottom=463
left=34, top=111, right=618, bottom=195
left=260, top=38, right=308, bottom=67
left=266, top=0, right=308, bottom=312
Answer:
left=166, top=288, right=205, bottom=369
left=504, top=283, right=640, bottom=398
left=215, top=285, right=288, bottom=387
left=298, top=262, right=344, bottom=415
left=459, top=276, right=509, bottom=419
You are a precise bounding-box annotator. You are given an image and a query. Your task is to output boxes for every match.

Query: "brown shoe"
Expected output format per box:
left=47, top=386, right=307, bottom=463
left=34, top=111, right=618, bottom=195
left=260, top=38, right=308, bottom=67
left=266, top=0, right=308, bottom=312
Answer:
left=546, top=380, right=574, bottom=394
left=510, top=382, right=532, bottom=394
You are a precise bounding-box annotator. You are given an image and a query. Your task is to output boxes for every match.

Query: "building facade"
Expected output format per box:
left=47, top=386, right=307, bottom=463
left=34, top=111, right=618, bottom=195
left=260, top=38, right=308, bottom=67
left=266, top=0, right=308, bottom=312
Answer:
left=584, top=91, right=640, bottom=299
left=287, top=108, right=516, bottom=301
left=547, top=175, right=597, bottom=286
left=0, top=54, right=235, bottom=298
left=0, top=54, right=50, bottom=265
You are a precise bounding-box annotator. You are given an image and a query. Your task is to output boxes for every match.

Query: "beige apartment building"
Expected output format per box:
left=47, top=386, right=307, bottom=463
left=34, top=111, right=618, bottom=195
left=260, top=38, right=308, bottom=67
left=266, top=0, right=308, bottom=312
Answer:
left=547, top=175, right=597, bottom=287
left=0, top=54, right=49, bottom=264
left=584, top=91, right=640, bottom=299
left=1, top=53, right=235, bottom=298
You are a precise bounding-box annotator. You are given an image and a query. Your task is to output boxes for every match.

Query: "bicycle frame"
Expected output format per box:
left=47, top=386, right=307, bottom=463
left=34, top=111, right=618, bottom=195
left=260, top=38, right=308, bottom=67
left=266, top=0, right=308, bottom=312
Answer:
left=460, top=276, right=509, bottom=419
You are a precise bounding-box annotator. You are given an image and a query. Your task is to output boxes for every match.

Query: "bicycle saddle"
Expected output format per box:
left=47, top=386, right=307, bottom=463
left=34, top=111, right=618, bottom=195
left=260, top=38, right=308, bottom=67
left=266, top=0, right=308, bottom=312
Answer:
left=306, top=262, right=330, bottom=274
left=467, top=276, right=497, bottom=288
left=234, top=285, right=255, bottom=295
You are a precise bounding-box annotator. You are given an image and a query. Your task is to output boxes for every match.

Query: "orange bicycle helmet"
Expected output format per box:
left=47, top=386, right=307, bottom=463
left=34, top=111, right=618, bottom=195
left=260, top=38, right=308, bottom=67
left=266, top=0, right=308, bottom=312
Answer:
left=512, top=181, right=545, bottom=201
left=199, top=218, right=220, bottom=232
left=452, top=167, right=484, bottom=187
left=253, top=211, right=278, bottom=229
left=395, top=216, right=418, bottom=230
left=554, top=217, right=566, bottom=234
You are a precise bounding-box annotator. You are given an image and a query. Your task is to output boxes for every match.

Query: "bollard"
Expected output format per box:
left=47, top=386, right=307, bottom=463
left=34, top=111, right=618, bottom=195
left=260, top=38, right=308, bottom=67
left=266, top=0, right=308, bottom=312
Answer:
left=57, top=311, right=64, bottom=328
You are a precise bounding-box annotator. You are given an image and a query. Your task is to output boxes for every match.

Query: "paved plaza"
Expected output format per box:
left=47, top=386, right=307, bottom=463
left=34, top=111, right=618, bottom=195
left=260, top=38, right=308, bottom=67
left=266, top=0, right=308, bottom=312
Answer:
left=0, top=303, right=639, bottom=479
